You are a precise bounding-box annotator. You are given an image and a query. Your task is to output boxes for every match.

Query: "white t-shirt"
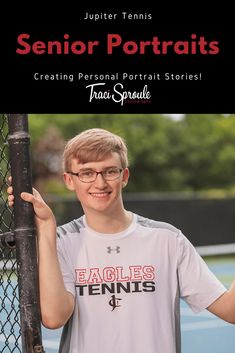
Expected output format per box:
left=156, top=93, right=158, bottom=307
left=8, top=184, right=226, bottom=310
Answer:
left=57, top=214, right=226, bottom=353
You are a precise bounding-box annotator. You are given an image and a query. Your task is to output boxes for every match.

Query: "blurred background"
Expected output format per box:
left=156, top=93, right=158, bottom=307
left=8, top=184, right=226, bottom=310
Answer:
left=28, top=113, right=235, bottom=250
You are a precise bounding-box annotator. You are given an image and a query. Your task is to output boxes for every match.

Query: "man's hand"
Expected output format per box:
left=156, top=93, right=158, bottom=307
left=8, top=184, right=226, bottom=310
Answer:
left=7, top=177, right=56, bottom=229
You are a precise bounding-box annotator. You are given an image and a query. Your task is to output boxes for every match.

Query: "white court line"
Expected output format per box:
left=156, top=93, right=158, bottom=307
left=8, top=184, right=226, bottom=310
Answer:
left=0, top=335, right=16, bottom=344
left=181, top=306, right=234, bottom=331
left=181, top=307, right=215, bottom=318
left=41, top=339, right=59, bottom=349
left=196, top=243, right=235, bottom=256
left=181, top=320, right=231, bottom=331
left=0, top=335, right=59, bottom=350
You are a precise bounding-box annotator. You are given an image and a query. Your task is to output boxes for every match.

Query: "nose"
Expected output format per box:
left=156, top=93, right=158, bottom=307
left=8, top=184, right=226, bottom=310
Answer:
left=94, top=172, right=107, bottom=187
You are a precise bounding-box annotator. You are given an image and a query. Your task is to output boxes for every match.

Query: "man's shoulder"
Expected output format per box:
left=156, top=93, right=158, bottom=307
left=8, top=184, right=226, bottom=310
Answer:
left=57, top=216, right=84, bottom=237
left=136, top=214, right=180, bottom=234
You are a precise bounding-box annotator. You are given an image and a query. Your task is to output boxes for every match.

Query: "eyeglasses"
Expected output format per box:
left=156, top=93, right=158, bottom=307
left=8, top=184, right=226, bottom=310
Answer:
left=67, top=167, right=123, bottom=183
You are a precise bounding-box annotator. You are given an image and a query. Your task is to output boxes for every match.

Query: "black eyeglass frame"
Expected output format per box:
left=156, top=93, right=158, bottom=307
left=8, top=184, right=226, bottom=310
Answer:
left=66, top=168, right=124, bottom=183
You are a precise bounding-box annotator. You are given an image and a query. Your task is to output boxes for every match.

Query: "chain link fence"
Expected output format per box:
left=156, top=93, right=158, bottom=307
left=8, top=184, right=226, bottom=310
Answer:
left=0, top=114, right=21, bottom=352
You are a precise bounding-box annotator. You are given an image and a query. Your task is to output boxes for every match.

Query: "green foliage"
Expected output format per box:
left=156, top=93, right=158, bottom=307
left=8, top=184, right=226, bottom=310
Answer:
left=28, top=114, right=235, bottom=195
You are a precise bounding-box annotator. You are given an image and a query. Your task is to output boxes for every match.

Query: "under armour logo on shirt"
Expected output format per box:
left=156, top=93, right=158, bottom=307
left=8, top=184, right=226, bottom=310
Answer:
left=107, top=246, right=120, bottom=254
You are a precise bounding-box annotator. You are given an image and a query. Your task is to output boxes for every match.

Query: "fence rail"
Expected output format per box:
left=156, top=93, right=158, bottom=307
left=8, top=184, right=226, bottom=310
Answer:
left=0, top=114, right=45, bottom=353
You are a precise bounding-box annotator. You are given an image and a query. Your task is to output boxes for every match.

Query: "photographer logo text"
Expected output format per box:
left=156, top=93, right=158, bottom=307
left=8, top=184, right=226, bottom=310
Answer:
left=85, top=82, right=151, bottom=105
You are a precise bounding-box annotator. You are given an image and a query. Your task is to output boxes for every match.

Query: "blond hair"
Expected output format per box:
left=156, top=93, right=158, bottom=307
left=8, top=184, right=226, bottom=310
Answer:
left=63, top=128, right=128, bottom=171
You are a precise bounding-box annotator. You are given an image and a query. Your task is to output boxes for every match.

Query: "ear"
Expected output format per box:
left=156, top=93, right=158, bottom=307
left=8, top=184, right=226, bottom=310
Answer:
left=63, top=173, right=76, bottom=191
left=122, top=168, right=130, bottom=188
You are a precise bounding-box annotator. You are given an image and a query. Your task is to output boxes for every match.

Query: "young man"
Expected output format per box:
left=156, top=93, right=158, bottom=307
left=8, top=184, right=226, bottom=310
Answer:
left=8, top=128, right=235, bottom=353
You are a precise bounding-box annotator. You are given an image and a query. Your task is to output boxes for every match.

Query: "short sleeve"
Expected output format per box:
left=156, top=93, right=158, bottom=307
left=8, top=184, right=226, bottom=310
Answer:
left=56, top=233, right=76, bottom=297
left=177, top=231, right=227, bottom=313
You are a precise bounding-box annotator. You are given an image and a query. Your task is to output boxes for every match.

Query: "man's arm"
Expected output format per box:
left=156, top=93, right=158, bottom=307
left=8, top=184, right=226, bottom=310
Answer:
left=207, top=281, right=235, bottom=324
left=8, top=187, right=75, bottom=329
left=37, top=211, right=75, bottom=329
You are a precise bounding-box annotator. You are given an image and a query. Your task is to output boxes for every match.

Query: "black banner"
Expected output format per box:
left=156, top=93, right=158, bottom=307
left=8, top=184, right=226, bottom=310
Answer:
left=1, top=5, right=233, bottom=113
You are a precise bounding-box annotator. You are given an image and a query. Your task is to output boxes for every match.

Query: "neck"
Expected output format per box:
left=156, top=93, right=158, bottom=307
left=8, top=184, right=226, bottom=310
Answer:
left=84, top=208, right=133, bottom=234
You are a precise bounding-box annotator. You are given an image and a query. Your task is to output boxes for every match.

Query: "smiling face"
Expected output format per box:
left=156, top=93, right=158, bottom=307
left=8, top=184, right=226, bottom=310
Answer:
left=63, top=152, right=129, bottom=218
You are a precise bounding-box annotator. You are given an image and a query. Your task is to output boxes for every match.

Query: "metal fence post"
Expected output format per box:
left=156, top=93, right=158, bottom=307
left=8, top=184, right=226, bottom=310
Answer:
left=7, top=114, right=45, bottom=353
